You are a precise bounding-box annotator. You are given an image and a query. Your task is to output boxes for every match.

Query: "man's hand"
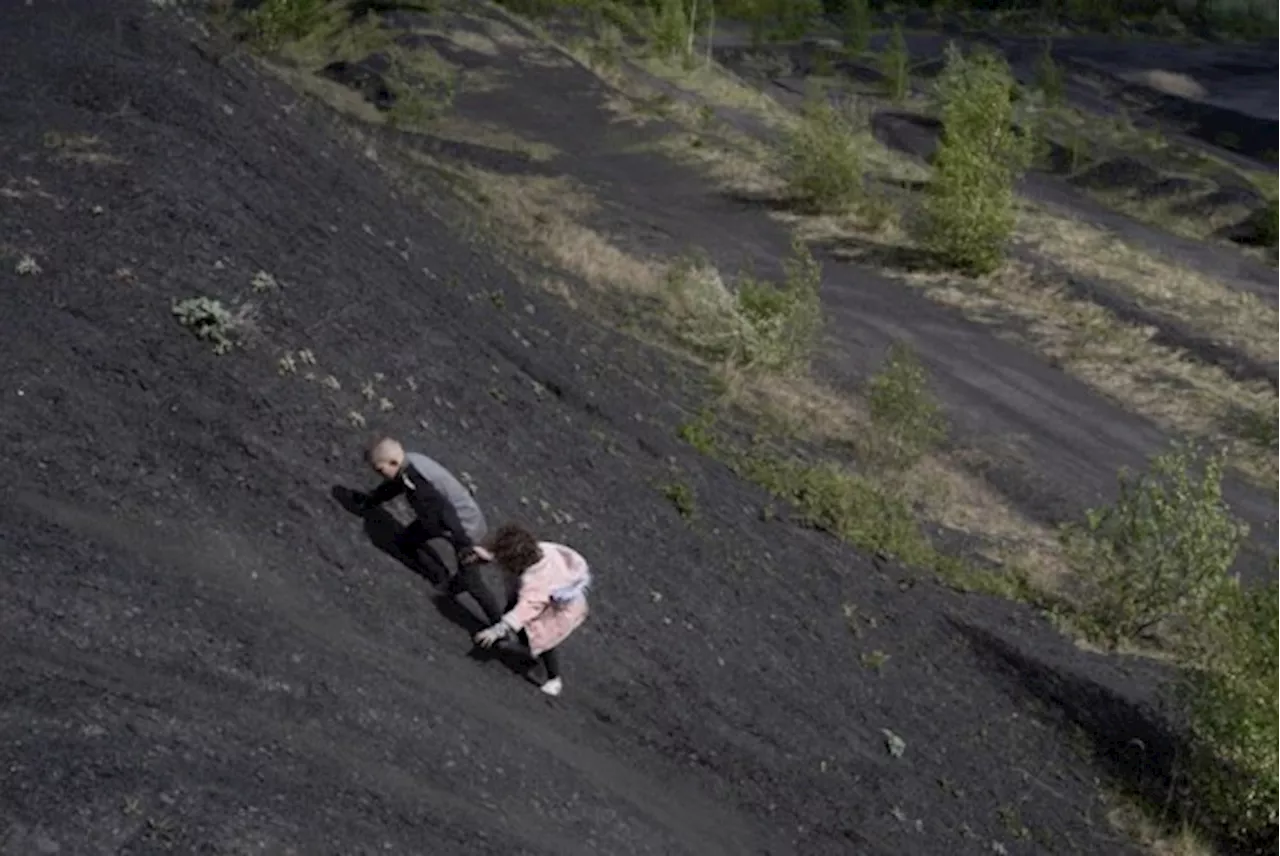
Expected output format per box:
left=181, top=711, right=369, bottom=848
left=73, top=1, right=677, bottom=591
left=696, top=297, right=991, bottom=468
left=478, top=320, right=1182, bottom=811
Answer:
left=457, top=546, right=484, bottom=567
left=474, top=622, right=511, bottom=649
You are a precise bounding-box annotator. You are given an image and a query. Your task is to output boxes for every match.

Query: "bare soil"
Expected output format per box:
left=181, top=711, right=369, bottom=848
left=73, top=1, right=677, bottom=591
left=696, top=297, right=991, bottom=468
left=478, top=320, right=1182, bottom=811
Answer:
left=0, top=3, right=1267, bottom=856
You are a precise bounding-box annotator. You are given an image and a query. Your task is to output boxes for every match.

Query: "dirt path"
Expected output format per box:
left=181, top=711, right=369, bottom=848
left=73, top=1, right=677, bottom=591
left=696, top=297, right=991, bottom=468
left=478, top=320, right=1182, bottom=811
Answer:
left=0, top=2, right=1181, bottom=854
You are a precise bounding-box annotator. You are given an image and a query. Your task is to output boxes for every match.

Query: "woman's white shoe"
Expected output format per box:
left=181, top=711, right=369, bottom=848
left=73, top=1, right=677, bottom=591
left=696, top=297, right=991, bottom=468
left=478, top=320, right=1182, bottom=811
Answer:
left=539, top=677, right=563, bottom=697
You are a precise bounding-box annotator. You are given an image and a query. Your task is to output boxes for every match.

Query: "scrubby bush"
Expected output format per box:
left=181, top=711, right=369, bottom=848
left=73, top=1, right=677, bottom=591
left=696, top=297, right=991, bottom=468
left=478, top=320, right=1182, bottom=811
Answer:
left=173, top=296, right=238, bottom=355
left=1256, top=196, right=1279, bottom=248
left=772, top=0, right=822, bottom=40
left=1061, top=442, right=1247, bottom=648
left=880, top=24, right=909, bottom=103
left=783, top=91, right=866, bottom=213
left=664, top=239, right=822, bottom=373
left=841, top=0, right=872, bottom=57
left=1033, top=40, right=1064, bottom=108
left=1063, top=440, right=1277, bottom=845
left=863, top=341, right=947, bottom=472
left=648, top=0, right=695, bottom=61
left=919, top=42, right=1033, bottom=275
left=740, top=454, right=928, bottom=563
left=246, top=0, right=325, bottom=49
left=1178, top=578, right=1278, bottom=849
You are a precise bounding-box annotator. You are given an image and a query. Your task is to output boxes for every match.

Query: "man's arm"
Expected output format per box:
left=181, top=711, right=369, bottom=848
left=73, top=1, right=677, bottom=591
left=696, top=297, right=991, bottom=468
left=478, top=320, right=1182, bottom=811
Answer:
left=363, top=476, right=406, bottom=508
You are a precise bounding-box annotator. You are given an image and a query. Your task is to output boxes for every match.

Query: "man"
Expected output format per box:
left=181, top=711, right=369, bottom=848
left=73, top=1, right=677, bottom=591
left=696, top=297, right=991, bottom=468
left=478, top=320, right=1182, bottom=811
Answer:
left=353, top=437, right=504, bottom=626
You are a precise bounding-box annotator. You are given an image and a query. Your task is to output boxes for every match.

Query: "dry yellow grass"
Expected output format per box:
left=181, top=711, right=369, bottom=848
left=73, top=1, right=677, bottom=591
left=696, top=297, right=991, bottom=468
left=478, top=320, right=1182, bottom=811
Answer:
left=424, top=115, right=560, bottom=161
left=824, top=236, right=1279, bottom=486
left=1106, top=800, right=1213, bottom=856
left=1018, top=206, right=1279, bottom=365
left=1089, top=186, right=1251, bottom=241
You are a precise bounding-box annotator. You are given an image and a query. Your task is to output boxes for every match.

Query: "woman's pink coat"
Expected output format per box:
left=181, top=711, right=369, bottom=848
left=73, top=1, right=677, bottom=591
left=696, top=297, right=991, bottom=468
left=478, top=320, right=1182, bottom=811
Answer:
left=503, top=542, right=590, bottom=657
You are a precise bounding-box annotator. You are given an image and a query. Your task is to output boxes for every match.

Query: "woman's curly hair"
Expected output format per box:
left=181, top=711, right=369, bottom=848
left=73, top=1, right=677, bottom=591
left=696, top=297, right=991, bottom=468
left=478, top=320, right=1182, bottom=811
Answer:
left=491, top=523, right=543, bottom=573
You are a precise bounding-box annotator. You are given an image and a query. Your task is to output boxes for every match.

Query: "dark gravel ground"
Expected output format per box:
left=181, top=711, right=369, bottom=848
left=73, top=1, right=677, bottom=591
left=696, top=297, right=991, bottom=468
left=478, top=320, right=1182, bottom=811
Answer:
left=0, top=2, right=1212, bottom=855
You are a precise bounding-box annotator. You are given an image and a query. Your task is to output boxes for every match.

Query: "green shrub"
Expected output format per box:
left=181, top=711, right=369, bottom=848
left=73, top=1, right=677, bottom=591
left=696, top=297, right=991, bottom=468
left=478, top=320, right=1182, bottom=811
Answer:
left=739, top=454, right=930, bottom=564
left=773, top=0, right=822, bottom=40
left=246, top=0, right=326, bottom=49
left=1060, top=442, right=1248, bottom=649
left=735, top=238, right=824, bottom=372
left=841, top=0, right=872, bottom=57
left=1178, top=578, right=1279, bottom=848
left=173, top=296, right=239, bottom=355
left=783, top=92, right=866, bottom=213
left=1033, top=40, right=1064, bottom=107
left=660, top=479, right=698, bottom=519
left=664, top=239, right=822, bottom=374
left=648, top=0, right=694, bottom=60
left=920, top=42, right=1033, bottom=275
left=1256, top=197, right=1279, bottom=249
left=880, top=24, right=909, bottom=103
left=863, top=341, right=947, bottom=472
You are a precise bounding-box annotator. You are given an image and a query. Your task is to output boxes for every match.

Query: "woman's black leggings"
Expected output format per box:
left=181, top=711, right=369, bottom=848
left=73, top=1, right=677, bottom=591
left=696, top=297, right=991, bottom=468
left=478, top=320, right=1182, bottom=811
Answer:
left=517, top=630, right=560, bottom=680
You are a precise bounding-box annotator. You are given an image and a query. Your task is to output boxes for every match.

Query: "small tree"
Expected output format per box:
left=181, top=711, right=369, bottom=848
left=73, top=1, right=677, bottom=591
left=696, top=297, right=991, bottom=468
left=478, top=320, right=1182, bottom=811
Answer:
left=841, top=0, right=872, bottom=57
left=783, top=89, right=866, bottom=213
left=246, top=0, right=325, bottom=49
left=920, top=42, right=1033, bottom=275
left=774, top=0, right=821, bottom=41
left=1178, top=578, right=1279, bottom=849
left=735, top=237, right=824, bottom=373
left=880, top=24, right=909, bottom=103
left=864, top=341, right=947, bottom=473
left=1033, top=39, right=1064, bottom=107
left=1060, top=442, right=1248, bottom=648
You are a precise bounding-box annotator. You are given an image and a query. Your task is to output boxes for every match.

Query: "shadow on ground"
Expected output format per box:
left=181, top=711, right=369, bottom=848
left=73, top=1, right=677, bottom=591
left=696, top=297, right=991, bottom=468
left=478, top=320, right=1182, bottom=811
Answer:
left=953, top=618, right=1278, bottom=856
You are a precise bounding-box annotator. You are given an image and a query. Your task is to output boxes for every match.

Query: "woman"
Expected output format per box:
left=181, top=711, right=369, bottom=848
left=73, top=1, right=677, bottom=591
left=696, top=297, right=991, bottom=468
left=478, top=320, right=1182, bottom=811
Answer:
left=474, top=523, right=592, bottom=697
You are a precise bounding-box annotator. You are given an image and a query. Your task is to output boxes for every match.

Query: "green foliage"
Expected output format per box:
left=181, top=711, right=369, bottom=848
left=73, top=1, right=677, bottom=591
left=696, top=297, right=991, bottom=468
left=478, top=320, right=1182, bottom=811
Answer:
left=648, top=0, right=693, bottom=60
left=718, top=0, right=819, bottom=43
left=246, top=0, right=325, bottom=49
left=864, top=341, right=947, bottom=472
left=1239, top=401, right=1278, bottom=451
left=173, top=297, right=237, bottom=355
left=841, top=0, right=872, bottom=56
left=879, top=24, right=909, bottom=103
left=740, top=454, right=930, bottom=564
left=783, top=92, right=866, bottom=214
left=1060, top=442, right=1248, bottom=648
left=1064, top=0, right=1121, bottom=32
left=772, top=0, right=822, bottom=40
left=660, top=479, right=698, bottom=519
left=920, top=42, right=1033, bottom=276
left=1033, top=40, right=1063, bottom=108
left=664, top=239, right=823, bottom=374
left=1178, top=578, right=1279, bottom=848
left=385, top=51, right=458, bottom=127
left=1255, top=197, right=1279, bottom=248
left=677, top=407, right=719, bottom=453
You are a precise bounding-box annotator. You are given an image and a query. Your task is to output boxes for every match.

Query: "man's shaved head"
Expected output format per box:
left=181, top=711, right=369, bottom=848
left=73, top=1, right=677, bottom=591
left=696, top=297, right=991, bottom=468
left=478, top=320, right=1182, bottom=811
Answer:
left=367, top=437, right=404, bottom=478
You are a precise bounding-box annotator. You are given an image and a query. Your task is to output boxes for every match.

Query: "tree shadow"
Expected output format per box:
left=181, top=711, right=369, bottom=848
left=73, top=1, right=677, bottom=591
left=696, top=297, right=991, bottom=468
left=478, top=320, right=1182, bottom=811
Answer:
left=329, top=485, right=535, bottom=678
left=723, top=188, right=807, bottom=214
left=950, top=618, right=1270, bottom=854
left=822, top=233, right=943, bottom=274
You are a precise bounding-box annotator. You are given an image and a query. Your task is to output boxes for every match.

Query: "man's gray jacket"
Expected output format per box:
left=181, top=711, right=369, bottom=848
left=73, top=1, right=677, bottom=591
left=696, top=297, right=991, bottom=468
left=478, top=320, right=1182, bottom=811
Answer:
left=365, top=452, right=488, bottom=544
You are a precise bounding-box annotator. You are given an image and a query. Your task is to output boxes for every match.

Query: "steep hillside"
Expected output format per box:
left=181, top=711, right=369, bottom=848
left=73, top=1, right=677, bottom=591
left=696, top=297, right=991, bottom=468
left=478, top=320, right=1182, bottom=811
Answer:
left=0, top=2, right=1247, bottom=855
